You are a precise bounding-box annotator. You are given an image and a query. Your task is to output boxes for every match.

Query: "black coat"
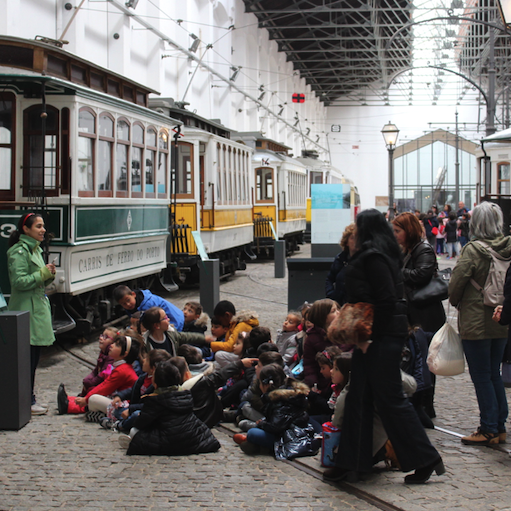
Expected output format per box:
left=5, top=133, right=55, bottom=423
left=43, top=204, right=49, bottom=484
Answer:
left=402, top=241, right=446, bottom=334
left=345, top=245, right=408, bottom=340
left=444, top=220, right=458, bottom=243
left=115, top=373, right=154, bottom=414
left=183, top=361, right=247, bottom=427
left=325, top=250, right=350, bottom=305
left=258, top=380, right=310, bottom=436
left=127, top=389, right=220, bottom=456
left=499, top=265, right=511, bottom=350
left=423, top=216, right=439, bottom=238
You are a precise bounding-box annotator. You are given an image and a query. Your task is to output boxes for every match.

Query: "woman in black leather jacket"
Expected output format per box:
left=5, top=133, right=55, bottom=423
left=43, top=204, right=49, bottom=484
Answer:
left=392, top=212, right=446, bottom=335
left=392, top=212, right=446, bottom=420
left=323, top=209, right=443, bottom=485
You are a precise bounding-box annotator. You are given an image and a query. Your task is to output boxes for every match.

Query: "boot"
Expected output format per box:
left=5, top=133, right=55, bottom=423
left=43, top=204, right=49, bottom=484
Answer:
left=57, top=383, right=69, bottom=415
left=422, top=386, right=436, bottom=419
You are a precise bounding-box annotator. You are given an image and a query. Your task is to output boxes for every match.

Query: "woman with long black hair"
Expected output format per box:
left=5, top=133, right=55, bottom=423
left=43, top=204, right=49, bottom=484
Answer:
left=7, top=212, right=56, bottom=415
left=323, top=209, right=444, bottom=484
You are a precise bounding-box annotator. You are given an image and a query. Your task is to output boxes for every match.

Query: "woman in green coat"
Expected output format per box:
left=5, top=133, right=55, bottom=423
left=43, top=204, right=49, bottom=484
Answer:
left=8, top=212, right=56, bottom=415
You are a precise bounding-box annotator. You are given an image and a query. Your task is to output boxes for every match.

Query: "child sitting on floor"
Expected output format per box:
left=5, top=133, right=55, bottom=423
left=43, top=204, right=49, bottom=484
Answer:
left=57, top=332, right=140, bottom=421
left=114, top=284, right=184, bottom=331
left=210, top=316, right=228, bottom=343
left=275, top=311, right=301, bottom=368
left=177, top=344, right=214, bottom=376
left=182, top=301, right=209, bottom=334
left=119, top=360, right=221, bottom=455
left=100, top=349, right=171, bottom=431
left=78, top=327, right=116, bottom=397
left=140, top=307, right=212, bottom=356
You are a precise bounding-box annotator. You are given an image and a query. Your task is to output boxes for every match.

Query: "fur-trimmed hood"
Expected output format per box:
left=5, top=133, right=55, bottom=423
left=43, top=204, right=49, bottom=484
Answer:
left=232, top=310, right=259, bottom=324
left=195, top=312, right=210, bottom=328
left=267, top=380, right=310, bottom=402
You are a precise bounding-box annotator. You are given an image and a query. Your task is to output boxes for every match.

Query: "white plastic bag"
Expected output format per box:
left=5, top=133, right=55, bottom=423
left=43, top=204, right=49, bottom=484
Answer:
left=426, top=323, right=465, bottom=376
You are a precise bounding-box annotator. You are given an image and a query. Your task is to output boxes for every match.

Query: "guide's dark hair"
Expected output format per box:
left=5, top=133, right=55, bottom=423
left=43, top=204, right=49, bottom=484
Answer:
left=355, top=208, right=402, bottom=262
left=9, top=212, right=43, bottom=247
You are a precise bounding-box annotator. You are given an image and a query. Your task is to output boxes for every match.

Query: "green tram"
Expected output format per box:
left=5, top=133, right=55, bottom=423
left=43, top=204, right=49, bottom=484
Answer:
left=0, top=36, right=181, bottom=335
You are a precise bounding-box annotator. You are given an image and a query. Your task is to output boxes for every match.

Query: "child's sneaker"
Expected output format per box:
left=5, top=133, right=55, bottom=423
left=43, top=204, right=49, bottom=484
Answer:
left=118, top=434, right=132, bottom=450
left=85, top=410, right=106, bottom=423
left=100, top=417, right=117, bottom=430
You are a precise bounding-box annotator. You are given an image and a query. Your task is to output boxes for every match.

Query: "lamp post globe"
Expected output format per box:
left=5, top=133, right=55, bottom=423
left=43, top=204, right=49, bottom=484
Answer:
left=381, top=121, right=399, bottom=220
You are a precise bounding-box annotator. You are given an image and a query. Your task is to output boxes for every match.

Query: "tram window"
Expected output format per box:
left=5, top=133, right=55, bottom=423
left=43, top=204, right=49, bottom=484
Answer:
left=132, top=123, right=144, bottom=195
left=98, top=113, right=114, bottom=195
left=175, top=142, right=193, bottom=197
left=146, top=128, right=157, bottom=197
left=77, top=109, right=95, bottom=195
left=498, top=163, right=510, bottom=195
left=158, top=131, right=169, bottom=197
left=0, top=93, right=14, bottom=198
left=256, top=167, right=273, bottom=202
left=116, top=119, right=130, bottom=195
left=23, top=105, right=59, bottom=197
left=217, top=144, right=222, bottom=203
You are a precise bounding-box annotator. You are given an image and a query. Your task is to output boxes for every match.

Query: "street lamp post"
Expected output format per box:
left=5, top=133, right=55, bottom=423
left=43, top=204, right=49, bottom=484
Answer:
left=381, top=121, right=400, bottom=220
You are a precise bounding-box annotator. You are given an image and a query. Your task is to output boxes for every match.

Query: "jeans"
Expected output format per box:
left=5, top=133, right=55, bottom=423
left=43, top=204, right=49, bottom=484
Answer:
left=459, top=235, right=468, bottom=248
left=446, top=242, right=458, bottom=258
left=247, top=427, right=276, bottom=448
left=462, top=338, right=508, bottom=433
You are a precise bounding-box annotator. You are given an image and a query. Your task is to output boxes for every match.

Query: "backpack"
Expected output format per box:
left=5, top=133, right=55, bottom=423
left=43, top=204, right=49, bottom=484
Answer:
left=470, top=240, right=511, bottom=307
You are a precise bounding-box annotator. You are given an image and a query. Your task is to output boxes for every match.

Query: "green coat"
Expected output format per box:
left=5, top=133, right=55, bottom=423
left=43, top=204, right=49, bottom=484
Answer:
left=449, top=235, right=511, bottom=340
left=7, top=234, right=55, bottom=346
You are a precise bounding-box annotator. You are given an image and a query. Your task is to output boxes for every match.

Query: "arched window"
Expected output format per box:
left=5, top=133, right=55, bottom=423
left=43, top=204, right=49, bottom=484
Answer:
left=116, top=118, right=130, bottom=196
left=255, top=167, right=274, bottom=202
left=23, top=104, right=59, bottom=197
left=98, top=113, right=114, bottom=196
left=158, top=130, right=169, bottom=197
left=145, top=127, right=157, bottom=197
left=132, top=122, right=144, bottom=196
left=77, top=108, right=95, bottom=196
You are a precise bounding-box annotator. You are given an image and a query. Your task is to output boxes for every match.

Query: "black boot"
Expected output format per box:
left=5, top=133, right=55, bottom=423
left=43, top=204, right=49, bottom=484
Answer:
left=57, top=383, right=69, bottom=415
left=404, top=457, right=445, bottom=484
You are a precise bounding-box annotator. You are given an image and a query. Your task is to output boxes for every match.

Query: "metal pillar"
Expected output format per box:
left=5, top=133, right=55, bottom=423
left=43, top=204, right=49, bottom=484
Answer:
left=455, top=111, right=460, bottom=205
left=274, top=240, right=286, bottom=278
left=388, top=146, right=395, bottom=219
left=199, top=259, right=220, bottom=318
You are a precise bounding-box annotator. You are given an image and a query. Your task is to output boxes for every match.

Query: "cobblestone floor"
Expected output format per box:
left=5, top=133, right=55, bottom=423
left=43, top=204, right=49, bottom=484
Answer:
left=2, top=246, right=511, bottom=510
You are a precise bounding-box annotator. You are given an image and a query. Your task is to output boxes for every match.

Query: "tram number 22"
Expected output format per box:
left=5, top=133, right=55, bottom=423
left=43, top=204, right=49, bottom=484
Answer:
left=0, top=223, right=16, bottom=239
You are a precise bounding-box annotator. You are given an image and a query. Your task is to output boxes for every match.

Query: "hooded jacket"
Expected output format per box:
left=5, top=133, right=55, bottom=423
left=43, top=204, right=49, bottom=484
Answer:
left=449, top=236, right=511, bottom=339
left=127, top=388, right=221, bottom=456
left=182, top=312, right=210, bottom=334
left=210, top=310, right=259, bottom=353
left=7, top=234, right=55, bottom=346
left=258, top=380, right=310, bottom=436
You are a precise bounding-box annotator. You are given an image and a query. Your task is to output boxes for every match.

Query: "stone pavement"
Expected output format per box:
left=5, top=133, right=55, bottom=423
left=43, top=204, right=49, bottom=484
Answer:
left=2, top=246, right=511, bottom=510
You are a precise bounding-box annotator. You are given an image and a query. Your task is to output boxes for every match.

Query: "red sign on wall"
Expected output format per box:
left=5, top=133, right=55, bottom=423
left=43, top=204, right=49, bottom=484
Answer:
left=292, top=93, right=305, bottom=103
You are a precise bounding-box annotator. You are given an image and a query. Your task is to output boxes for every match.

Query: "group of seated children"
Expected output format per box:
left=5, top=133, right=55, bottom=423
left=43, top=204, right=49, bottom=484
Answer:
left=56, top=287, right=428, bottom=468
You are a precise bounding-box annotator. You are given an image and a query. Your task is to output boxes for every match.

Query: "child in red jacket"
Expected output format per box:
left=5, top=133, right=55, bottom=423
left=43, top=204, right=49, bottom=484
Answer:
left=57, top=332, right=140, bottom=419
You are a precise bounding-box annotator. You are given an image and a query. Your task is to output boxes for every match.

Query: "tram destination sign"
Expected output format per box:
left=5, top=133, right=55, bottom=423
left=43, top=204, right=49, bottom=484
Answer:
left=68, top=238, right=166, bottom=292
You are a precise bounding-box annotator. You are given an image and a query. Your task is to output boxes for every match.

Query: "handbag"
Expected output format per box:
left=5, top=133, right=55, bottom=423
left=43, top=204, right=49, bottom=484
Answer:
left=408, top=268, right=451, bottom=304
left=327, top=302, right=374, bottom=347
left=426, top=322, right=465, bottom=376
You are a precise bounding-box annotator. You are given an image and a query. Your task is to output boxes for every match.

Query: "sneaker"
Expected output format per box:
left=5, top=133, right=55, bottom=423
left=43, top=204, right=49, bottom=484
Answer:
left=118, top=434, right=132, bottom=450
left=461, top=427, right=499, bottom=446
left=57, top=383, right=68, bottom=415
left=238, top=419, right=257, bottom=432
left=31, top=403, right=48, bottom=415
left=85, top=410, right=106, bottom=423
left=100, top=417, right=116, bottom=430
left=233, top=433, right=247, bottom=445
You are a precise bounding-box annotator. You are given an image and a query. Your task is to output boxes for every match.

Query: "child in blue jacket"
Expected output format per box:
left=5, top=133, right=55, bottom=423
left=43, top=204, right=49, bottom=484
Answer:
left=114, top=285, right=184, bottom=331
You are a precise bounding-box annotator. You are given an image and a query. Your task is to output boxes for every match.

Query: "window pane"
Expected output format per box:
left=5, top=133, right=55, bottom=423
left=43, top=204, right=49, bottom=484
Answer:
left=177, top=144, right=192, bottom=194
left=117, top=120, right=129, bottom=141
left=99, top=115, right=113, bottom=137
left=158, top=152, right=167, bottom=194
left=98, top=140, right=112, bottom=191
left=29, top=134, right=57, bottom=189
left=145, top=150, right=155, bottom=192
left=77, top=137, right=93, bottom=191
left=79, top=110, right=95, bottom=134
left=133, top=124, right=144, bottom=145
left=159, top=131, right=168, bottom=150
left=256, top=168, right=273, bottom=200
left=132, top=146, right=142, bottom=192
left=0, top=99, right=12, bottom=142
left=147, top=128, right=157, bottom=147
left=0, top=147, right=11, bottom=189
left=500, top=164, right=510, bottom=180
left=116, top=144, right=128, bottom=191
